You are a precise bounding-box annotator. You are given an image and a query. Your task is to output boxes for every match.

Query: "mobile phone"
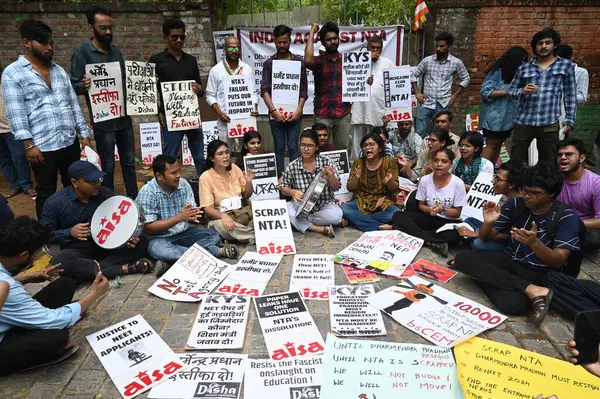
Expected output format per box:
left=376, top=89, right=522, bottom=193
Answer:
left=574, top=310, right=600, bottom=365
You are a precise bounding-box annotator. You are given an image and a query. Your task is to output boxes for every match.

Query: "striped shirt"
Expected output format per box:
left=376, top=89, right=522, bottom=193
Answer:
left=411, top=54, right=470, bottom=109
left=281, top=155, right=339, bottom=212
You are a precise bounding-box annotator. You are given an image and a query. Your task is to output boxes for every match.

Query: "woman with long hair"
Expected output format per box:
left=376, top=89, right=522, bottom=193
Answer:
left=236, top=130, right=262, bottom=170
left=453, top=131, right=494, bottom=191
left=480, top=46, right=528, bottom=162
left=409, top=128, right=455, bottom=181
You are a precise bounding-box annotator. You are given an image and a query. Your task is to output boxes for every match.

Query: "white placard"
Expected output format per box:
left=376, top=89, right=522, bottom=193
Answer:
left=161, top=80, right=201, bottom=132
left=86, top=61, right=124, bottom=123
left=342, top=51, right=371, bottom=103
left=223, top=75, right=253, bottom=120
left=271, top=60, right=301, bottom=106
left=228, top=117, right=257, bottom=139
left=216, top=252, right=283, bottom=297
left=461, top=172, right=502, bottom=221
left=252, top=199, right=296, bottom=255
left=114, top=144, right=120, bottom=161
left=125, top=61, right=158, bottom=115
left=213, top=30, right=235, bottom=62
left=86, top=314, right=184, bottom=399
left=383, top=66, right=413, bottom=122
left=321, top=150, right=350, bottom=197
left=202, top=120, right=220, bottom=159
left=181, top=135, right=194, bottom=166
left=148, top=244, right=234, bottom=302
left=253, top=291, right=325, bottom=361
left=329, top=284, right=387, bottom=337
left=149, top=353, right=246, bottom=399
left=289, top=255, right=334, bottom=301
left=368, top=276, right=507, bottom=347
left=244, top=153, right=279, bottom=201
left=140, top=122, right=162, bottom=165
left=186, top=294, right=250, bottom=350
left=335, top=230, right=423, bottom=278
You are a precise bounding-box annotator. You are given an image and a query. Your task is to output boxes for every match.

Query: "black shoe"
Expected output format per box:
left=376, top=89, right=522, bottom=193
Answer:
left=428, top=242, right=449, bottom=258
left=155, top=260, right=171, bottom=278
left=20, top=344, right=79, bottom=371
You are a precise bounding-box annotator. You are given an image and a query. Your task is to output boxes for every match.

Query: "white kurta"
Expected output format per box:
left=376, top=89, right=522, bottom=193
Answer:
left=351, top=56, right=395, bottom=126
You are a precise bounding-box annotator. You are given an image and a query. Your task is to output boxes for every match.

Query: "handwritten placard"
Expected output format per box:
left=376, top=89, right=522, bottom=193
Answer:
left=86, top=62, right=124, bottom=123
left=216, top=252, right=282, bottom=297
left=228, top=117, right=257, bottom=139
left=342, top=51, right=371, bottom=102
left=252, top=199, right=296, bottom=255
left=272, top=60, right=301, bottom=106
left=161, top=80, right=200, bottom=131
left=383, top=66, right=413, bottom=122
left=140, top=122, right=162, bottom=165
left=462, top=172, right=502, bottom=222
left=289, top=255, right=335, bottom=300
left=329, top=285, right=386, bottom=337
left=125, top=61, right=158, bottom=115
left=244, top=153, right=279, bottom=201
left=339, top=263, right=380, bottom=284
left=224, top=75, right=253, bottom=119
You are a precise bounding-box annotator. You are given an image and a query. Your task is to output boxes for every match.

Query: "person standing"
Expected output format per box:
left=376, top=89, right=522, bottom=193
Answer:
left=149, top=18, right=206, bottom=177
left=2, top=20, right=91, bottom=218
left=507, top=28, right=576, bottom=164
left=556, top=44, right=589, bottom=140
left=304, top=22, right=351, bottom=152
left=411, top=32, right=470, bottom=138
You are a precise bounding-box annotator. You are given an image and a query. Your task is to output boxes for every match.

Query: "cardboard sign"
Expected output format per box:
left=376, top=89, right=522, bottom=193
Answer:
left=140, top=122, right=162, bottom=165
left=461, top=172, right=502, bottom=222
left=411, top=258, right=457, bottom=283
left=224, top=75, right=253, bottom=120
left=368, top=276, right=507, bottom=347
left=202, top=120, right=220, bottom=160
left=252, top=199, right=296, bottom=255
left=271, top=60, right=301, bottom=107
left=329, top=285, right=386, bottom=337
left=244, top=356, right=323, bottom=399
left=87, top=314, right=184, bottom=399
left=253, top=291, right=325, bottom=361
left=125, top=61, right=158, bottom=115
left=181, top=135, right=194, bottom=166
left=321, top=150, right=350, bottom=195
left=216, top=252, right=283, bottom=297
left=148, top=353, right=246, bottom=399
left=161, top=80, right=201, bottom=131
left=213, top=30, right=235, bottom=62
left=321, top=334, right=463, bottom=398
left=340, top=264, right=380, bottom=284
left=148, top=244, right=234, bottom=302
left=465, top=112, right=480, bottom=131
left=342, top=51, right=371, bottom=102
left=228, top=117, right=257, bottom=139
left=289, top=255, right=335, bottom=301
left=383, top=66, right=413, bottom=122
left=244, top=153, right=279, bottom=201
left=86, top=62, right=124, bottom=123
left=455, top=337, right=600, bottom=399
left=186, top=294, right=250, bottom=350
left=335, top=230, right=423, bottom=278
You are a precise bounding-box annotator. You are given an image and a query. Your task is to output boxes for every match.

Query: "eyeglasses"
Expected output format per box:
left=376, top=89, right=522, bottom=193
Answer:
left=492, top=175, right=507, bottom=182
left=97, top=25, right=116, bottom=32
left=215, top=150, right=230, bottom=157
left=170, top=34, right=186, bottom=41
left=519, top=188, right=546, bottom=198
left=227, top=46, right=240, bottom=52
left=557, top=151, right=578, bottom=159
left=361, top=142, right=377, bottom=148
left=300, top=144, right=316, bottom=150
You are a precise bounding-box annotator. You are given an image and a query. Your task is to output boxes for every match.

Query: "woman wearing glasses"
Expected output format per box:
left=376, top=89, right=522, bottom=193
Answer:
left=341, top=133, right=400, bottom=232
left=280, top=129, right=342, bottom=237
left=407, top=129, right=455, bottom=181
left=453, top=131, right=494, bottom=191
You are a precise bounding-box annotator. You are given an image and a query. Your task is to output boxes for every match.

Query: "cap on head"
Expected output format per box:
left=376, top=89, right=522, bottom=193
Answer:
left=68, top=160, right=105, bottom=181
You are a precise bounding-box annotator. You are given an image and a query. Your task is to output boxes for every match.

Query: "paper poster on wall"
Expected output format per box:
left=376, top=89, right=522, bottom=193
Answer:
left=339, top=264, right=380, bottom=284
left=161, top=80, right=201, bottom=131
left=271, top=60, right=301, bottom=109
left=181, top=135, right=194, bottom=166
left=289, top=255, right=335, bottom=300
left=321, top=334, right=463, bottom=398
left=383, top=66, right=413, bottom=122
left=87, top=314, right=185, bottom=399
left=461, top=172, right=502, bottom=222
left=329, top=285, right=386, bottom=337
left=148, top=353, right=246, bottom=399
left=252, top=199, right=296, bottom=255
left=216, top=251, right=283, bottom=297
left=342, top=51, right=371, bottom=103
left=213, top=30, right=235, bottom=62
left=228, top=117, right=257, bottom=139
left=139, top=122, right=162, bottom=165
left=368, top=276, right=507, bottom=347
left=86, top=62, right=124, bottom=123
left=411, top=258, right=457, bottom=283
left=244, top=153, right=279, bottom=201
left=254, top=291, right=325, bottom=361
left=202, top=120, right=220, bottom=160
left=125, top=61, right=158, bottom=115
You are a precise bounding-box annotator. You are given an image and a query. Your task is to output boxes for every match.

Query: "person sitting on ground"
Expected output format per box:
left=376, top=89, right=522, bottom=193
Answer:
left=0, top=281, right=7, bottom=310
left=235, top=130, right=263, bottom=170
left=385, top=118, right=423, bottom=178
left=341, top=133, right=400, bottom=231
left=0, top=217, right=109, bottom=375
left=556, top=138, right=600, bottom=251
left=280, top=128, right=342, bottom=237
left=314, top=123, right=338, bottom=152
left=393, top=148, right=466, bottom=257
left=453, top=131, right=494, bottom=191
left=200, top=140, right=255, bottom=244
left=419, top=110, right=461, bottom=159
left=453, top=162, right=581, bottom=325
left=41, top=161, right=151, bottom=284
left=568, top=340, right=600, bottom=379
left=410, top=128, right=455, bottom=181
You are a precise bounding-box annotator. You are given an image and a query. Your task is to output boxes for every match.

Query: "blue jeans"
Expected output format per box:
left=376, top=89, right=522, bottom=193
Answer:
left=464, top=217, right=507, bottom=252
left=341, top=200, right=400, bottom=232
left=0, top=133, right=32, bottom=191
left=163, top=126, right=205, bottom=177
left=94, top=126, right=138, bottom=198
left=415, top=102, right=447, bottom=138
left=269, top=120, right=301, bottom=175
left=148, top=226, right=221, bottom=262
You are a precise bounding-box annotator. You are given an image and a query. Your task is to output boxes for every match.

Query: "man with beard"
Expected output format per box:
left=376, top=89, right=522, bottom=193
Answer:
left=0, top=216, right=110, bottom=375
left=71, top=5, right=138, bottom=199
left=2, top=20, right=91, bottom=218
left=411, top=32, right=470, bottom=138
left=313, top=123, right=338, bottom=152
left=40, top=161, right=150, bottom=283
left=305, top=22, right=352, bottom=153
left=386, top=119, right=422, bottom=177
left=556, top=139, right=600, bottom=250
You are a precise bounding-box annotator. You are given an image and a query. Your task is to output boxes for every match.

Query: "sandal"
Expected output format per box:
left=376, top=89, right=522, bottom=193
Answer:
left=323, top=224, right=336, bottom=238
left=220, top=244, right=239, bottom=259
left=530, top=289, right=554, bottom=326
left=127, top=258, right=153, bottom=275
left=24, top=188, right=37, bottom=200
left=341, top=218, right=349, bottom=228
left=4, top=188, right=22, bottom=199
left=447, top=259, right=455, bottom=267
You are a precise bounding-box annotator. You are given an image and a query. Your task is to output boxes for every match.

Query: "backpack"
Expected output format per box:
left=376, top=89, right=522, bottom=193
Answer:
left=509, top=198, right=585, bottom=277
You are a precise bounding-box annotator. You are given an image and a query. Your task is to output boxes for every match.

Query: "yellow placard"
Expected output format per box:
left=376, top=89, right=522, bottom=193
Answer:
left=454, top=337, right=600, bottom=399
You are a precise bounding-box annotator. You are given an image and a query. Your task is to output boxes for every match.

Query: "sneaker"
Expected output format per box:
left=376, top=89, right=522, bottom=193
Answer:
left=428, top=242, right=449, bottom=258
left=155, top=260, right=171, bottom=278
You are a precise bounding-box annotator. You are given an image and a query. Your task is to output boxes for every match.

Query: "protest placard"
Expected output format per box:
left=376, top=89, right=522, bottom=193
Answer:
left=254, top=291, right=325, bottom=360
left=125, top=61, right=158, bottom=115
left=148, top=244, right=234, bottom=302
left=228, top=117, right=257, bottom=139
left=411, top=258, right=457, bottom=283
left=368, top=276, right=507, bottom=347
left=329, top=285, right=386, bottom=337
left=213, top=30, right=235, bottom=62
left=224, top=75, right=254, bottom=119
left=244, top=153, right=279, bottom=200
left=186, top=294, right=250, bottom=350
left=340, top=263, right=380, bottom=284
left=461, top=172, right=502, bottom=221
left=252, top=199, right=296, bottom=255
left=202, top=120, right=219, bottom=159
left=161, top=80, right=201, bottom=131
left=383, top=66, right=412, bottom=122
left=335, top=230, right=423, bottom=278
left=181, top=135, right=194, bottom=166
left=86, top=62, right=124, bottom=123
left=289, top=255, right=335, bottom=300
left=342, top=51, right=371, bottom=102
left=271, top=60, right=301, bottom=112
left=216, top=252, right=283, bottom=297
left=321, top=334, right=463, bottom=398
left=149, top=353, right=246, bottom=399
left=244, top=356, right=323, bottom=399
left=465, top=112, right=480, bottom=131
left=455, top=337, right=600, bottom=399
left=139, top=122, right=162, bottom=165
left=321, top=149, right=350, bottom=198
left=87, top=314, right=184, bottom=399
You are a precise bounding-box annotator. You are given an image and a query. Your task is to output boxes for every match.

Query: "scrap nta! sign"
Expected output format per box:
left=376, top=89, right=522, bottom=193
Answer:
left=252, top=199, right=296, bottom=255
left=461, top=172, right=502, bottom=221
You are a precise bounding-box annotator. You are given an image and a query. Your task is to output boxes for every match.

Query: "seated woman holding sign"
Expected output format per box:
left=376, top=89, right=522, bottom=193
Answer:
left=280, top=129, right=342, bottom=237
left=453, top=131, right=494, bottom=191
left=235, top=130, right=263, bottom=170
left=200, top=140, right=256, bottom=245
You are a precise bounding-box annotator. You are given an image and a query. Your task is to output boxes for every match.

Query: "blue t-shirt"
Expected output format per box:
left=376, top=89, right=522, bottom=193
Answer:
left=494, top=198, right=581, bottom=270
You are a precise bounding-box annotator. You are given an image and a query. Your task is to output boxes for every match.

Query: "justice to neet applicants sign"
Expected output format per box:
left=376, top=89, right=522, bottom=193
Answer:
left=252, top=199, right=296, bottom=255
left=342, top=51, right=371, bottom=102
left=244, top=153, right=278, bottom=201
left=289, top=255, right=335, bottom=300
left=217, top=252, right=282, bottom=297
left=329, top=284, right=386, bottom=337
left=139, top=122, right=162, bottom=165
left=271, top=59, right=302, bottom=118
left=161, top=80, right=201, bottom=131
left=461, top=172, right=502, bottom=222
left=383, top=66, right=412, bottom=122
left=125, top=61, right=158, bottom=115
left=86, top=62, right=124, bottom=123
left=321, top=149, right=352, bottom=205
left=87, top=314, right=184, bottom=399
